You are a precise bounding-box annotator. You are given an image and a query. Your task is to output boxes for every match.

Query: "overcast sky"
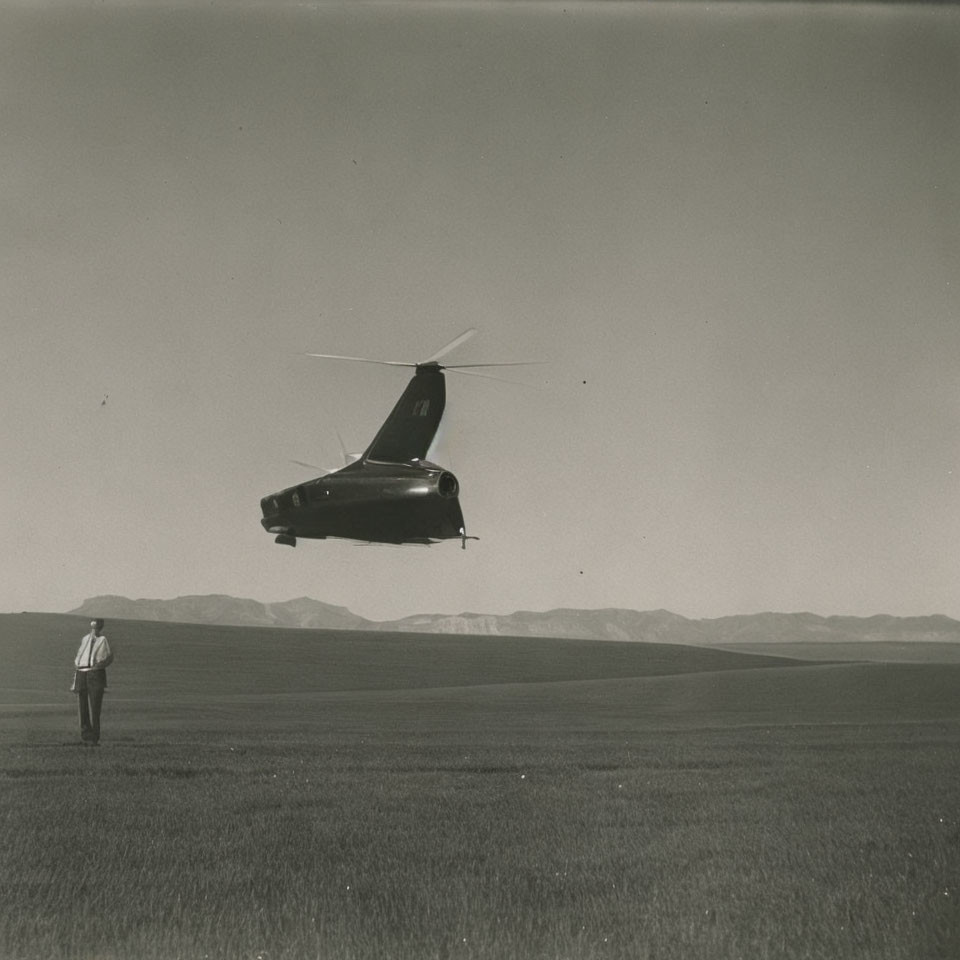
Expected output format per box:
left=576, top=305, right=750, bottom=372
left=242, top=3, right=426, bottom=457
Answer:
left=2, top=1, right=958, bottom=622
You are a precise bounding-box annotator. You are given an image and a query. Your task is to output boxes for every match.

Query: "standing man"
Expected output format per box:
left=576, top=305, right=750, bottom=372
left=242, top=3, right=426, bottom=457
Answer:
left=73, top=618, right=114, bottom=745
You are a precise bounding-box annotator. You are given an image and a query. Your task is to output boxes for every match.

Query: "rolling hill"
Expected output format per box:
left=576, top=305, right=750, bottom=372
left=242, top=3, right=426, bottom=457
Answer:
left=4, top=613, right=960, bottom=732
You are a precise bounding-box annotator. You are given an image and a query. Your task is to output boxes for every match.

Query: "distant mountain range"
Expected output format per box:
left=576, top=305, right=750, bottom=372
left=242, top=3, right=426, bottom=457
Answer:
left=68, top=595, right=960, bottom=646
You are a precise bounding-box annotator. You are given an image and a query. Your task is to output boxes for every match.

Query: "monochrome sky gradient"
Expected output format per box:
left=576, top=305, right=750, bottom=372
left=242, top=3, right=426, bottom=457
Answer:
left=3, top=1, right=958, bottom=621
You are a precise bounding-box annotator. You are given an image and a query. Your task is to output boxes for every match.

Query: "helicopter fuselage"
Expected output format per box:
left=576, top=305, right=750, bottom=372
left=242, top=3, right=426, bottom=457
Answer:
left=260, top=459, right=464, bottom=546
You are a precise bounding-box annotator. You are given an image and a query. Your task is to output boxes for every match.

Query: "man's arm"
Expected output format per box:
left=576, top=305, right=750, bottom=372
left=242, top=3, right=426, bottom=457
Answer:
left=95, top=638, right=114, bottom=669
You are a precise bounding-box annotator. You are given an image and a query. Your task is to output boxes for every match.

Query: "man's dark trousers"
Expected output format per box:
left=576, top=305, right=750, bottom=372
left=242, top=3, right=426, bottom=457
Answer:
left=77, top=670, right=106, bottom=744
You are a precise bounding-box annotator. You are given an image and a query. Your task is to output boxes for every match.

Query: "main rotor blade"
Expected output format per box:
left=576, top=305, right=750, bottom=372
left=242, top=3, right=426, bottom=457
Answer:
left=422, top=328, right=477, bottom=364
left=443, top=361, right=545, bottom=369
left=445, top=367, right=534, bottom=385
left=306, top=353, right=416, bottom=367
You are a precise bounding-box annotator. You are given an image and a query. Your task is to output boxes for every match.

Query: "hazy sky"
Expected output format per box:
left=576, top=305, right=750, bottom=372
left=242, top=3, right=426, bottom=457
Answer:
left=3, top=1, right=958, bottom=622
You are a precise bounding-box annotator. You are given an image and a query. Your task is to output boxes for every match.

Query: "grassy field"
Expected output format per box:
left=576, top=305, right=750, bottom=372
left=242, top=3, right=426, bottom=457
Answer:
left=1, top=614, right=958, bottom=960
left=717, top=641, right=960, bottom=664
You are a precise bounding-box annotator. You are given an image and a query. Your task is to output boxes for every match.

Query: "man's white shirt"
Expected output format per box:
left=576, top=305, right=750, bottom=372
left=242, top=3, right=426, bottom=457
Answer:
left=75, top=632, right=112, bottom=671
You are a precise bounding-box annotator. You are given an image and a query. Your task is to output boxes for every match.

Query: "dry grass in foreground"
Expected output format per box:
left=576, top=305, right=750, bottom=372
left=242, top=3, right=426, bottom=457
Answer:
left=1, top=718, right=958, bottom=960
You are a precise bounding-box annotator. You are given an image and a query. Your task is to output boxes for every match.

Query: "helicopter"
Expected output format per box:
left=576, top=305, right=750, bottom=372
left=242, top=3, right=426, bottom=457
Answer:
left=259, top=329, right=535, bottom=549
